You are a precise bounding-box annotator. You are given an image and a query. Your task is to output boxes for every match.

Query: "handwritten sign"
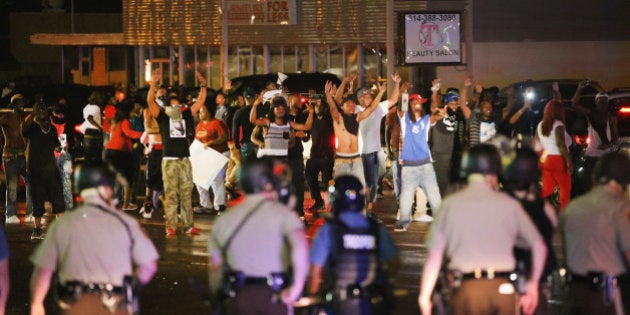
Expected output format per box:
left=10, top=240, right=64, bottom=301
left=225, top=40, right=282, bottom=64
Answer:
left=402, top=12, right=462, bottom=64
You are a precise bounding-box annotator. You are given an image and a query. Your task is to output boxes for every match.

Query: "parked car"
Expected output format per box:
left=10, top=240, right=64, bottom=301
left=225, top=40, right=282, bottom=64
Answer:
left=223, top=72, right=341, bottom=99
left=568, top=87, right=630, bottom=197
left=498, top=79, right=606, bottom=138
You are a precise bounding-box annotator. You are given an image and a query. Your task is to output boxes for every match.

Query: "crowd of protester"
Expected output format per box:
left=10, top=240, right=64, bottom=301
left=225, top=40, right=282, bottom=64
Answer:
left=0, top=72, right=626, bottom=315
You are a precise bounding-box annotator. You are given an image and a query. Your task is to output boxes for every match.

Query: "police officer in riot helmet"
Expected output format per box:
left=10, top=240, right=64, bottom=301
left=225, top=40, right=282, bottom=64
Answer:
left=503, top=147, right=558, bottom=314
left=208, top=160, right=308, bottom=315
left=30, top=163, right=159, bottom=315
left=561, top=151, right=630, bottom=314
left=309, top=175, right=398, bottom=315
left=419, top=144, right=546, bottom=315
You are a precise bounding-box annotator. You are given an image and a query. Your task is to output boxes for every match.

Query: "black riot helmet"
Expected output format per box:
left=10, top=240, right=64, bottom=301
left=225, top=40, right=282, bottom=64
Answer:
left=73, top=163, right=119, bottom=194
left=328, top=175, right=365, bottom=215
left=593, top=151, right=630, bottom=187
left=502, top=147, right=541, bottom=190
left=238, top=160, right=278, bottom=194
left=460, top=144, right=502, bottom=178
left=272, top=161, right=294, bottom=205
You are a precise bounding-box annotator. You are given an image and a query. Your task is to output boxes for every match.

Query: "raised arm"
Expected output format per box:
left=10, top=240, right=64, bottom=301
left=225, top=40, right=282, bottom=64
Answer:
left=509, top=86, right=532, bottom=124
left=290, top=103, right=315, bottom=131
left=470, top=81, right=483, bottom=111
left=571, top=80, right=591, bottom=116
left=249, top=92, right=270, bottom=127
left=386, top=73, right=401, bottom=111
left=430, top=78, right=441, bottom=111
left=551, top=81, right=562, bottom=101
left=335, top=74, right=356, bottom=105
left=460, top=77, right=473, bottom=119
left=357, top=82, right=386, bottom=122
left=189, top=71, right=208, bottom=116
left=325, top=81, right=342, bottom=123
left=147, top=69, right=162, bottom=119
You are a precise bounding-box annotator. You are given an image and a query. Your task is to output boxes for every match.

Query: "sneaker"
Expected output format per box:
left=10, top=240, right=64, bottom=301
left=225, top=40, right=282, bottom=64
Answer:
left=122, top=203, right=138, bottom=211
left=414, top=214, right=434, bottom=223
left=31, top=228, right=45, bottom=240
left=185, top=226, right=201, bottom=235
left=24, top=214, right=35, bottom=223
left=216, top=205, right=226, bottom=215
left=5, top=215, right=20, bottom=224
left=165, top=228, right=177, bottom=236
left=226, top=187, right=241, bottom=200
left=139, top=204, right=153, bottom=219
left=366, top=211, right=382, bottom=223
left=393, top=224, right=407, bottom=232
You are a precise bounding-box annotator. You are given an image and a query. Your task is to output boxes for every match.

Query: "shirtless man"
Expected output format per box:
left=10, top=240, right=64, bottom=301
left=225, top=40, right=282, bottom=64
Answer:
left=324, top=74, right=399, bottom=187
left=0, top=94, right=33, bottom=224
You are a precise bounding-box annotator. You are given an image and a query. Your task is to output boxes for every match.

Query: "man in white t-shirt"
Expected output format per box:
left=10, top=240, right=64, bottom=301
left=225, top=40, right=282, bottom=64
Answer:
left=356, top=74, right=400, bottom=215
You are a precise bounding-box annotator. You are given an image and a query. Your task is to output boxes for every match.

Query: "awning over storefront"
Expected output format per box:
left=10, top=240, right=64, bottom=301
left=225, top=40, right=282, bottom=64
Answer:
left=30, top=33, right=124, bottom=46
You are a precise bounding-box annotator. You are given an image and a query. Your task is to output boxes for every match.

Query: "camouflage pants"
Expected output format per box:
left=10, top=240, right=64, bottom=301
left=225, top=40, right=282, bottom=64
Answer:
left=162, top=158, right=194, bottom=230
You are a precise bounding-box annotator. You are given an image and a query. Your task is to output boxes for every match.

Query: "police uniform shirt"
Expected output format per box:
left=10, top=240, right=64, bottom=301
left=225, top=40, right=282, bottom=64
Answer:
left=561, top=185, right=630, bottom=276
left=310, top=211, right=398, bottom=268
left=208, top=194, right=304, bottom=278
left=426, top=176, right=542, bottom=273
left=30, top=193, right=159, bottom=286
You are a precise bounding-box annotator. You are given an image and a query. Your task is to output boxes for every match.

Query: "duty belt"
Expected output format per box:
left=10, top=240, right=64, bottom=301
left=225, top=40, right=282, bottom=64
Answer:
left=59, top=281, right=124, bottom=296
left=57, top=280, right=131, bottom=313
left=568, top=271, right=628, bottom=305
left=461, top=270, right=514, bottom=280
left=2, top=150, right=25, bottom=159
left=447, top=269, right=516, bottom=289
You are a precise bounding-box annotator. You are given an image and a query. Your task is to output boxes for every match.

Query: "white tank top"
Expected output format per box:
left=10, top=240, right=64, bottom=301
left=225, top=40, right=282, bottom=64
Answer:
left=260, top=122, right=290, bottom=157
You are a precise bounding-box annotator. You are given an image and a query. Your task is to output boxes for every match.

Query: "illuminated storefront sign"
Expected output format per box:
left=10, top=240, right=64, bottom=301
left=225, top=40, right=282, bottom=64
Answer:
left=401, top=12, right=462, bottom=64
left=227, top=0, right=297, bottom=25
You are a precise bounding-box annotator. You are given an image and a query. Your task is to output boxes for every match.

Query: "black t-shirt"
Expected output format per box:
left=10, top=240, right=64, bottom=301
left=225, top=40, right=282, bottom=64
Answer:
left=430, top=107, right=466, bottom=154
left=232, top=103, right=270, bottom=148
left=23, top=122, right=59, bottom=171
left=288, top=110, right=309, bottom=159
left=310, top=112, right=335, bottom=159
left=156, top=108, right=194, bottom=158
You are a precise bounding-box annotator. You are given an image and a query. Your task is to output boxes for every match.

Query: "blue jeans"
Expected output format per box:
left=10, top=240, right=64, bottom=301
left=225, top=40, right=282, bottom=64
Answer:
left=361, top=152, right=379, bottom=203
left=390, top=158, right=401, bottom=198
left=396, top=163, right=442, bottom=229
left=3, top=156, right=32, bottom=216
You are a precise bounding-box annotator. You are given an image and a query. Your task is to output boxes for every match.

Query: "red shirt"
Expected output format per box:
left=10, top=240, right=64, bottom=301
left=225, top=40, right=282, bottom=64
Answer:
left=195, top=119, right=229, bottom=153
left=102, top=104, right=116, bottom=133
left=105, top=119, right=143, bottom=152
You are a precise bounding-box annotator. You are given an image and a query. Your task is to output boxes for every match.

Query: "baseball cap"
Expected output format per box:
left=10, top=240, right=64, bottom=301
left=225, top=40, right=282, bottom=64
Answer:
left=444, top=91, right=460, bottom=103
left=357, top=88, right=372, bottom=98
left=409, top=93, right=428, bottom=104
